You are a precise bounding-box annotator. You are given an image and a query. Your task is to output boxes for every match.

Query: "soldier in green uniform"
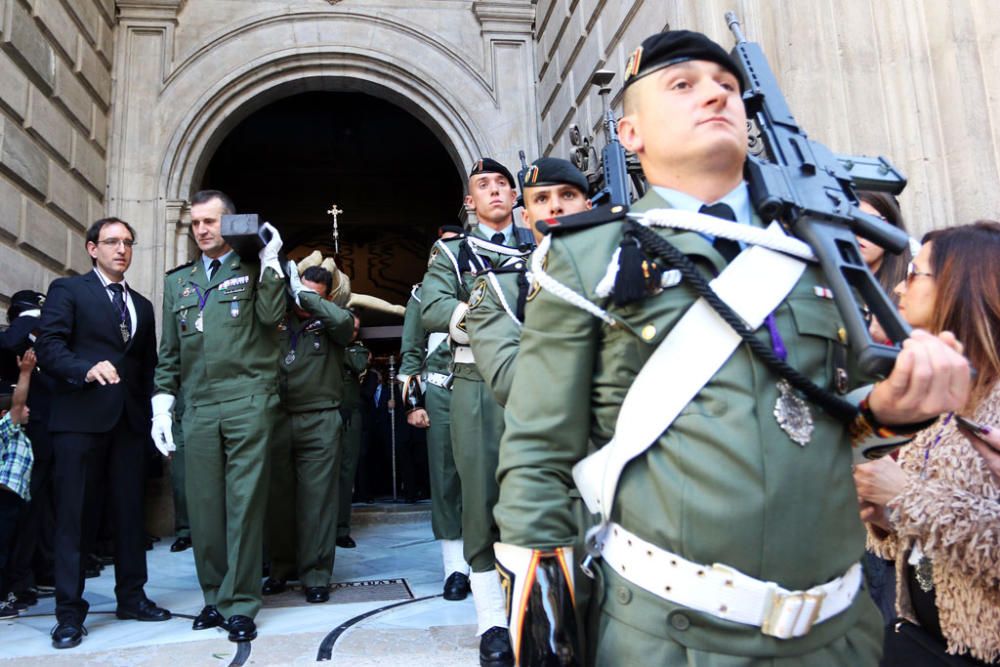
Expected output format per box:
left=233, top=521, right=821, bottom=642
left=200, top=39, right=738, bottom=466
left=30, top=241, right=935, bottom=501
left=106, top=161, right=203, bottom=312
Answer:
left=492, top=31, right=971, bottom=666
left=420, top=159, right=534, bottom=667
left=398, top=272, right=469, bottom=600
left=263, top=263, right=355, bottom=602
left=466, top=157, right=591, bottom=407
left=336, top=333, right=368, bottom=547
left=151, top=189, right=286, bottom=643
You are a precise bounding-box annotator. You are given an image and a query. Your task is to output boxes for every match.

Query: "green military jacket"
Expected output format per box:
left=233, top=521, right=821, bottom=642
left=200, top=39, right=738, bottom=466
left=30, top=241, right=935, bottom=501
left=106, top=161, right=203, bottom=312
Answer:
left=399, top=285, right=451, bottom=382
left=155, top=253, right=285, bottom=406
left=465, top=269, right=525, bottom=407
left=494, top=189, right=873, bottom=652
left=341, top=341, right=369, bottom=411
left=277, top=291, right=355, bottom=412
left=420, top=226, right=530, bottom=382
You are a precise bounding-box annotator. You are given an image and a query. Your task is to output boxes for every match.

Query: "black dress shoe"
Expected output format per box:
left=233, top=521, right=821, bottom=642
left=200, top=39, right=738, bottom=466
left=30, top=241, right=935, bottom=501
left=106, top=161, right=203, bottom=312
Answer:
left=51, top=621, right=86, bottom=649
left=442, top=572, right=470, bottom=601
left=479, top=626, right=514, bottom=667
left=225, top=615, right=257, bottom=642
left=11, top=589, right=38, bottom=606
left=261, top=577, right=286, bottom=595
left=335, top=535, right=356, bottom=549
left=116, top=597, right=171, bottom=622
left=170, top=536, right=192, bottom=552
left=305, top=587, right=329, bottom=603
left=192, top=605, right=224, bottom=630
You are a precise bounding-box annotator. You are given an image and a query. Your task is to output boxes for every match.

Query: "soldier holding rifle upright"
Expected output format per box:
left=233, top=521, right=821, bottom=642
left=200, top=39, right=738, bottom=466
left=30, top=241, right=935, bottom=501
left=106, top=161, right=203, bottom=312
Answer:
left=494, top=28, right=970, bottom=666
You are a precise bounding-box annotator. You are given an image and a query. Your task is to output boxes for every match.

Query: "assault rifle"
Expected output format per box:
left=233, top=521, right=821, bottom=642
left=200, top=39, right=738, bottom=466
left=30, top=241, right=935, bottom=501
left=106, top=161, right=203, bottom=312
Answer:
left=570, top=71, right=645, bottom=206
left=725, top=12, right=910, bottom=377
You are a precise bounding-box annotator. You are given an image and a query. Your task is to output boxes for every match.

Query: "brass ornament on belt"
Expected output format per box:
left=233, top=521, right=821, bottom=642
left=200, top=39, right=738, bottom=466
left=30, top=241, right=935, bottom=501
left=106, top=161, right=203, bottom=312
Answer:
left=774, top=379, right=814, bottom=446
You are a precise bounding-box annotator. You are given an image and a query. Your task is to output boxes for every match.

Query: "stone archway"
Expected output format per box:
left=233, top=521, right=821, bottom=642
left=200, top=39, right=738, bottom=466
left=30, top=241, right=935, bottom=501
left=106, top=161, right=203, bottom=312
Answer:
left=108, top=1, right=538, bottom=305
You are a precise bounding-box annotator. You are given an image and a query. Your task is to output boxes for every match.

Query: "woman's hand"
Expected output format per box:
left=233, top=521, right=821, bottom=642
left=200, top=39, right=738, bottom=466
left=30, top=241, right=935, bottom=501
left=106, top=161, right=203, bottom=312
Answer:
left=854, top=455, right=910, bottom=506
left=958, top=422, right=1000, bottom=485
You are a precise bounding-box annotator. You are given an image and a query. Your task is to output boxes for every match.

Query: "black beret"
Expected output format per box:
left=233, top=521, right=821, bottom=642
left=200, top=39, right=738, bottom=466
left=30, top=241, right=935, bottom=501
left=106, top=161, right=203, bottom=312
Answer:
left=623, top=30, right=744, bottom=91
left=469, top=158, right=516, bottom=189
left=438, top=224, right=465, bottom=237
left=522, top=157, right=589, bottom=194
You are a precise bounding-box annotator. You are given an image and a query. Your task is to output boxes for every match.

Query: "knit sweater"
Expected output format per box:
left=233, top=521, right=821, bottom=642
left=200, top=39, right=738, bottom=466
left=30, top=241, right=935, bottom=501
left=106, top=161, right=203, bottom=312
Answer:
left=868, top=382, right=1000, bottom=662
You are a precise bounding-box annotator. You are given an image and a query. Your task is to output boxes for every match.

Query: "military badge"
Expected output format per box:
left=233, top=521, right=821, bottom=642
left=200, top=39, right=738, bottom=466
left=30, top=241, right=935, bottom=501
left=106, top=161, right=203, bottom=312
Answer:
left=428, top=246, right=440, bottom=268
left=469, top=280, right=487, bottom=310
left=774, top=379, right=814, bottom=446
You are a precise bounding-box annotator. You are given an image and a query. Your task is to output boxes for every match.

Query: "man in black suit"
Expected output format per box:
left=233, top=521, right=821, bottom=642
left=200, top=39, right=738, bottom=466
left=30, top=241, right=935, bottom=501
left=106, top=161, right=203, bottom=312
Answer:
left=35, top=217, right=170, bottom=649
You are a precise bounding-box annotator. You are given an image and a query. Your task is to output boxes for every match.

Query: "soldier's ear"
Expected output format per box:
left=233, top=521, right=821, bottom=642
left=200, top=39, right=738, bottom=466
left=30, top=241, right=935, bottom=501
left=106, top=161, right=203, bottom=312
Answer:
left=464, top=194, right=475, bottom=211
left=520, top=207, right=531, bottom=226
left=618, top=114, right=643, bottom=154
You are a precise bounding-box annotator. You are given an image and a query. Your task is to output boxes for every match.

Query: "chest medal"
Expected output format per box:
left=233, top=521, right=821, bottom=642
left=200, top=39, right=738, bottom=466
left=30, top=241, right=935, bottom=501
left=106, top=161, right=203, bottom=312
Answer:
left=194, top=311, right=204, bottom=332
left=285, top=350, right=296, bottom=366
left=773, top=379, right=814, bottom=446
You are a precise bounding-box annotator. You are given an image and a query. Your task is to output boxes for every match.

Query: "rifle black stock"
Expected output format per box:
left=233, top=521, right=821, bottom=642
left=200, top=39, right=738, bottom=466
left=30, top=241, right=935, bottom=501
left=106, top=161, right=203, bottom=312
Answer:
left=591, top=70, right=631, bottom=207
left=724, top=11, right=910, bottom=377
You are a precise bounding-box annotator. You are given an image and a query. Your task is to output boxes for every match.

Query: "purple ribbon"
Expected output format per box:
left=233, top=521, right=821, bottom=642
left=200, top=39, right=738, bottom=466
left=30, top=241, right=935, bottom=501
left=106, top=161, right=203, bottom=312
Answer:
left=765, top=313, right=787, bottom=362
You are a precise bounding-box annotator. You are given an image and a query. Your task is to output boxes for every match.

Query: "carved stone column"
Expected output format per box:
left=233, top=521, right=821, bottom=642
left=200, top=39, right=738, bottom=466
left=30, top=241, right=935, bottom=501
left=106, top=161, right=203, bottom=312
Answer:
left=109, top=0, right=184, bottom=303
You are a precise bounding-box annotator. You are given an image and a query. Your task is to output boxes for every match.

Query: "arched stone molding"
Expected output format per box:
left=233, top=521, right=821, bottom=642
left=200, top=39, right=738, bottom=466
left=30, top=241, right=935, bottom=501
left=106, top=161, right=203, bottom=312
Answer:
left=109, top=1, right=537, bottom=306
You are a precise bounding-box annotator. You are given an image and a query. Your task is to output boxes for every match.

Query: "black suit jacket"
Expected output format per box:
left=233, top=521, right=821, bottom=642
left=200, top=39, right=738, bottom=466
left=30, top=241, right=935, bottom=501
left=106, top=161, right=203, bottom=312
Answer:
left=35, top=271, right=157, bottom=434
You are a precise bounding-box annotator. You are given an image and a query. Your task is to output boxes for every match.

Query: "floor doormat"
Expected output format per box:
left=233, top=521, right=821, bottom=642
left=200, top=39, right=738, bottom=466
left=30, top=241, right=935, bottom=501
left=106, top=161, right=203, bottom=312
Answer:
left=263, top=579, right=414, bottom=608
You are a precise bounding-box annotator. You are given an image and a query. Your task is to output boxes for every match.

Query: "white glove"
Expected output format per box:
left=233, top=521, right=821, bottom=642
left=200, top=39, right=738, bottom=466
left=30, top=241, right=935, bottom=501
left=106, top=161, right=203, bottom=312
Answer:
left=258, top=222, right=285, bottom=279
left=286, top=259, right=316, bottom=307
left=151, top=393, right=176, bottom=456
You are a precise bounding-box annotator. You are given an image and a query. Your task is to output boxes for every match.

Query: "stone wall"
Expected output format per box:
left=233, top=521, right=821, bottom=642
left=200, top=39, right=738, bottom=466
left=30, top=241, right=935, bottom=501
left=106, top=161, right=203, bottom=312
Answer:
left=0, top=0, right=114, bottom=308
left=535, top=0, right=1000, bottom=238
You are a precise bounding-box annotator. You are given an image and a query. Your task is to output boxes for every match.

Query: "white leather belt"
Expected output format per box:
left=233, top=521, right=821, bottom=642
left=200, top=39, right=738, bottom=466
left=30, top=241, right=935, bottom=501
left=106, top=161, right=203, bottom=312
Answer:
left=426, top=372, right=450, bottom=388
left=453, top=345, right=475, bottom=365
left=600, top=523, right=861, bottom=640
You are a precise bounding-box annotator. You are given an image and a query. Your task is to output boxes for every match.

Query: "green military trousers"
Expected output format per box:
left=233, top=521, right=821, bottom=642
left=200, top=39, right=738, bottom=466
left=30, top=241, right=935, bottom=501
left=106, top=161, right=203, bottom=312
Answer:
left=449, top=375, right=504, bottom=572
left=170, top=413, right=190, bottom=540
left=266, top=409, right=343, bottom=588
left=589, top=564, right=883, bottom=667
left=337, top=406, right=363, bottom=538
left=184, top=393, right=277, bottom=620
left=425, top=383, right=462, bottom=540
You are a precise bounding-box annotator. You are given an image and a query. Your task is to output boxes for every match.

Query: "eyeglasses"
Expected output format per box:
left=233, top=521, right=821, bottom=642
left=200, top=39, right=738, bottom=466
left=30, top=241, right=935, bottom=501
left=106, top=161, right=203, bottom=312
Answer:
left=906, top=261, right=932, bottom=284
left=98, top=238, right=137, bottom=248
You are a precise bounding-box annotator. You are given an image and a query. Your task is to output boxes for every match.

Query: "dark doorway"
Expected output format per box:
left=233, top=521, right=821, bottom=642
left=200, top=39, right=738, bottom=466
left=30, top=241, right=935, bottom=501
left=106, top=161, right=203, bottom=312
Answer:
left=200, top=90, right=464, bottom=328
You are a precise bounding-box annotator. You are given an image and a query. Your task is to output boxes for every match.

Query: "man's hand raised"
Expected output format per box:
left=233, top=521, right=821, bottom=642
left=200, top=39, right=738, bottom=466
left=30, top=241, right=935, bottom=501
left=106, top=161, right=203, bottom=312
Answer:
left=868, top=329, right=971, bottom=425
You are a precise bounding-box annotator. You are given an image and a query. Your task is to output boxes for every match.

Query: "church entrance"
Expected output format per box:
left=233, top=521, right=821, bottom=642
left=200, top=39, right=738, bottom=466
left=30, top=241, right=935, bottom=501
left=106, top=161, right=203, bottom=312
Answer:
left=198, top=90, right=461, bottom=502
left=200, top=90, right=464, bottom=335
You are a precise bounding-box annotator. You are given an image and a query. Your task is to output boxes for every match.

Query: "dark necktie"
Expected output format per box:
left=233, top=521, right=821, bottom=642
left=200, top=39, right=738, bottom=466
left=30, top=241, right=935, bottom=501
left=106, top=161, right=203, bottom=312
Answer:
left=107, top=283, right=132, bottom=342
left=490, top=232, right=505, bottom=245
left=208, top=258, right=221, bottom=280
left=699, top=203, right=740, bottom=262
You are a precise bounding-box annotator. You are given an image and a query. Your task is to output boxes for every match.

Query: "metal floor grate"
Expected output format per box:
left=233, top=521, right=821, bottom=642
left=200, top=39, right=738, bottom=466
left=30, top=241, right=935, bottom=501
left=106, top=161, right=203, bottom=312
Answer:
left=263, top=578, right=414, bottom=608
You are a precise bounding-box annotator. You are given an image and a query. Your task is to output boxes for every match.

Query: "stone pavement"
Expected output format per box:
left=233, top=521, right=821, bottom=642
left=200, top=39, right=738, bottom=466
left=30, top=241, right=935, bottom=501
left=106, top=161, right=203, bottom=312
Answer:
left=0, top=502, right=481, bottom=666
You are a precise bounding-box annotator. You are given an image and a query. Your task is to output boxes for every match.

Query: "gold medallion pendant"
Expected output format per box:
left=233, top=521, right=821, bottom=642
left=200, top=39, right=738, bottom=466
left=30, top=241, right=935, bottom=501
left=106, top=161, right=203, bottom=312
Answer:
left=774, top=379, right=813, bottom=446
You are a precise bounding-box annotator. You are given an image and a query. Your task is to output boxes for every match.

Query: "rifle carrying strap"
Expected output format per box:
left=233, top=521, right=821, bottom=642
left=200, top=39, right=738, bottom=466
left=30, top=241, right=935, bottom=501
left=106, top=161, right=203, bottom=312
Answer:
left=572, top=221, right=807, bottom=522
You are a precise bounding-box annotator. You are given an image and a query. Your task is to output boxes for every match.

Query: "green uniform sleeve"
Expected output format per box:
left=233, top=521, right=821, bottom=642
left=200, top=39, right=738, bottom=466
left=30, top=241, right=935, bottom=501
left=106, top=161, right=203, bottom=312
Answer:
left=466, top=275, right=521, bottom=407
left=254, top=267, right=286, bottom=327
left=420, top=241, right=465, bottom=333
left=154, top=272, right=181, bottom=396
left=494, top=238, right=599, bottom=549
left=298, top=291, right=355, bottom=346
left=399, top=295, right=426, bottom=377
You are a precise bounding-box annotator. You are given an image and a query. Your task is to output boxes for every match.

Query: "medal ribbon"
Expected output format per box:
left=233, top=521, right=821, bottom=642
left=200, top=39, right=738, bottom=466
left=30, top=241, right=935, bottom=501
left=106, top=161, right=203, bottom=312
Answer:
left=189, top=283, right=218, bottom=316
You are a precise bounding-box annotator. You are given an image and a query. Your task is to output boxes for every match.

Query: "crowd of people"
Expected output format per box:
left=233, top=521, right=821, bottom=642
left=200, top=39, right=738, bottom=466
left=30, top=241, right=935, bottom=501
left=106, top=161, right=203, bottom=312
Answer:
left=1, top=25, right=998, bottom=667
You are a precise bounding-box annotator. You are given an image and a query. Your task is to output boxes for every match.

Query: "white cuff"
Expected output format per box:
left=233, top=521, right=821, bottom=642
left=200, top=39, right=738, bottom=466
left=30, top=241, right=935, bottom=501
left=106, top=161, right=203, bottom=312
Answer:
left=449, top=302, right=470, bottom=345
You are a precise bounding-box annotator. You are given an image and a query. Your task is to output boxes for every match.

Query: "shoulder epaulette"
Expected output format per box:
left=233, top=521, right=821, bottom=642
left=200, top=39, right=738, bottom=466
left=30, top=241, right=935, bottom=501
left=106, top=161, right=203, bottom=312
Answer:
left=166, top=260, right=196, bottom=275
left=535, top=203, right=629, bottom=236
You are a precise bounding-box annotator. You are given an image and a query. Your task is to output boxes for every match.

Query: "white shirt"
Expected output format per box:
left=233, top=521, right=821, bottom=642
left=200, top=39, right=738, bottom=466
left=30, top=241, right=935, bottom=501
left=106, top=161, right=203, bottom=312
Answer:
left=93, top=267, right=137, bottom=336
left=652, top=182, right=753, bottom=243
